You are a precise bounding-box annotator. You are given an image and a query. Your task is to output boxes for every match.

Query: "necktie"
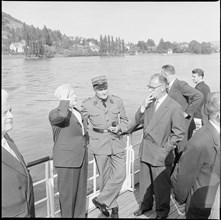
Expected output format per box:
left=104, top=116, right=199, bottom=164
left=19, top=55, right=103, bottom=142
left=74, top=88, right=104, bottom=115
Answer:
left=101, top=99, right=106, bottom=108
left=166, top=85, right=170, bottom=93
left=155, top=100, right=159, bottom=112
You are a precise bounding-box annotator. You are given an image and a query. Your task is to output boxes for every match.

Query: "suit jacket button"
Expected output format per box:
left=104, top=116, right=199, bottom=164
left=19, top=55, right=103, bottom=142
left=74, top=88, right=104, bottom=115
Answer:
left=18, top=186, right=22, bottom=190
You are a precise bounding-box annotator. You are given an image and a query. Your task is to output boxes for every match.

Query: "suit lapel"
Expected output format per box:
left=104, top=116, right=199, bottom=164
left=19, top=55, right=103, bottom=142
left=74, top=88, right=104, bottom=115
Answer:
left=94, top=97, right=106, bottom=111
left=168, top=78, right=178, bottom=96
left=207, top=122, right=220, bottom=151
left=145, top=96, right=170, bottom=133
left=4, top=134, right=31, bottom=200
left=2, top=136, right=27, bottom=177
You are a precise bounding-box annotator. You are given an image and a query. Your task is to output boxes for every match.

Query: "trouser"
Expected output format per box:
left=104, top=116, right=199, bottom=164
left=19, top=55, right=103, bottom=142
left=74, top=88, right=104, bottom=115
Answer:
left=94, top=151, right=126, bottom=209
left=139, top=161, right=172, bottom=218
left=56, top=153, right=88, bottom=218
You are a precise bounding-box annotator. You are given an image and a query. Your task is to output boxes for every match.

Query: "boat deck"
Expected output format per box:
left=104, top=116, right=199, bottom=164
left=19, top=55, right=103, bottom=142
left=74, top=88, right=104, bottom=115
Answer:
left=54, top=183, right=185, bottom=218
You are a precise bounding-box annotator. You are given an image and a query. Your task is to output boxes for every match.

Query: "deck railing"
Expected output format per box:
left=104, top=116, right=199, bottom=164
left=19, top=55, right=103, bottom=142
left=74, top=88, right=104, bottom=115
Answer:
left=27, top=127, right=143, bottom=217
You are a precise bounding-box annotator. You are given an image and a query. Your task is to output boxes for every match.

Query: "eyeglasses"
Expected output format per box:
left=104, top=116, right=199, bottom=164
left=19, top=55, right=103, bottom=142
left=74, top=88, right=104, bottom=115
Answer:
left=147, top=85, right=164, bottom=90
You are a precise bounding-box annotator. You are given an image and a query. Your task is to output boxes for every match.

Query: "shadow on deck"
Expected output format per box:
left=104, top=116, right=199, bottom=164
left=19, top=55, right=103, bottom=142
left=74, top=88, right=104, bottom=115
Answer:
left=54, top=183, right=186, bottom=219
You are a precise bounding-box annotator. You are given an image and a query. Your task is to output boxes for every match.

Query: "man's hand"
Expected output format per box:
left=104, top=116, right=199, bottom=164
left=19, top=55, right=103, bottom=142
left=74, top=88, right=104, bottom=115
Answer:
left=59, top=84, right=73, bottom=100
left=108, top=125, right=120, bottom=134
left=140, top=94, right=155, bottom=113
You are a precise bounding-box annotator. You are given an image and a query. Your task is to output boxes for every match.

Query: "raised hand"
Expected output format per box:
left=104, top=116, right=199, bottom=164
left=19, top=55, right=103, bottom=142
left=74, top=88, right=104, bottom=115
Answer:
left=140, top=94, right=155, bottom=113
left=59, top=83, right=72, bottom=100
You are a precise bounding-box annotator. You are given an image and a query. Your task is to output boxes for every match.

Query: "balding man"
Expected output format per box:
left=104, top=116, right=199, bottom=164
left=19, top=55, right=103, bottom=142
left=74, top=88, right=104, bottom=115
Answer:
left=2, top=89, right=35, bottom=217
left=49, top=84, right=89, bottom=218
left=132, top=74, right=186, bottom=219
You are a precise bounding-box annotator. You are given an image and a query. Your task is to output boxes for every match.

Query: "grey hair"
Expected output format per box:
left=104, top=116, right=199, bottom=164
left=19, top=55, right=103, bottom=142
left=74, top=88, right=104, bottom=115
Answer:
left=205, top=92, right=220, bottom=118
left=150, top=73, right=168, bottom=85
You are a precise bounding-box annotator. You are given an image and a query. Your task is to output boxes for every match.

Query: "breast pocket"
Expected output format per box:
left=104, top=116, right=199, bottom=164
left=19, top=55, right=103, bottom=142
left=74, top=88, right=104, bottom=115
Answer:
left=111, top=109, right=119, bottom=122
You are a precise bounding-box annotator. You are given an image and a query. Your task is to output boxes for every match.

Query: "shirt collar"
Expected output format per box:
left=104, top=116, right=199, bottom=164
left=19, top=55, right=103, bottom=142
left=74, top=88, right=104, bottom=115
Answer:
left=168, top=77, right=176, bottom=89
left=196, top=79, right=204, bottom=85
left=2, top=137, right=7, bottom=147
left=209, top=120, right=220, bottom=134
left=157, top=94, right=168, bottom=105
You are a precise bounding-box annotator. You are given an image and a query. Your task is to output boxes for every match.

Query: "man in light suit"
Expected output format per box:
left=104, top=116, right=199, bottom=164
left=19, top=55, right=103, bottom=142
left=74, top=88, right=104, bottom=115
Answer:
left=81, top=76, right=128, bottom=218
left=171, top=92, right=220, bottom=219
left=49, top=84, right=88, bottom=218
left=131, top=74, right=186, bottom=219
left=2, top=89, right=35, bottom=217
left=161, top=64, right=203, bottom=173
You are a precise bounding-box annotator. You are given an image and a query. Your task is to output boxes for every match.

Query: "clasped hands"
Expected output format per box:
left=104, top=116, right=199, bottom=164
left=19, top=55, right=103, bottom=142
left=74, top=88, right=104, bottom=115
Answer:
left=108, top=125, right=121, bottom=134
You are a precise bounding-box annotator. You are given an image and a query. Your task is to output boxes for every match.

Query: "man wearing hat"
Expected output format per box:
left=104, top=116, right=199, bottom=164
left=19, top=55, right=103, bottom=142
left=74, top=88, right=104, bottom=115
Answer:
left=81, top=75, right=128, bottom=218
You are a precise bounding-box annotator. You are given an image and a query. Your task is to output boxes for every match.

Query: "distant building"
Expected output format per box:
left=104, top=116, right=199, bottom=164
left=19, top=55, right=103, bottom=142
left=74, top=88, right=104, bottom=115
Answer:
left=89, top=42, right=99, bottom=52
left=10, top=40, right=26, bottom=53
left=167, top=48, right=173, bottom=54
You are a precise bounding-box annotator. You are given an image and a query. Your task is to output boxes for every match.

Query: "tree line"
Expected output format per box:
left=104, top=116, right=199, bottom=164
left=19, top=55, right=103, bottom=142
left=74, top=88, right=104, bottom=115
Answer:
left=3, top=21, right=217, bottom=57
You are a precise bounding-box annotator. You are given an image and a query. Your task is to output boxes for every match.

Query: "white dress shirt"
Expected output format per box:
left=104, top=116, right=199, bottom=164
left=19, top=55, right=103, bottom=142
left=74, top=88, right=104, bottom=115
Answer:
left=155, top=94, right=168, bottom=111
left=71, top=108, right=85, bottom=135
left=209, top=120, right=220, bottom=134
left=2, top=137, right=20, bottom=161
left=168, top=77, right=176, bottom=91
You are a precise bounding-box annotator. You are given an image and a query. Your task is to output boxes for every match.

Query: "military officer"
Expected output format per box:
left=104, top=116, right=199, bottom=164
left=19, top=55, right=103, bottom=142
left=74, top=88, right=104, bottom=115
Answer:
left=81, top=75, right=128, bottom=218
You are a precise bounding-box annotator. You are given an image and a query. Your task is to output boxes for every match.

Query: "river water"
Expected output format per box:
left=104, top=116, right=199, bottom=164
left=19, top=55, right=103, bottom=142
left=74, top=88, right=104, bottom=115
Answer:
left=2, top=53, right=220, bottom=165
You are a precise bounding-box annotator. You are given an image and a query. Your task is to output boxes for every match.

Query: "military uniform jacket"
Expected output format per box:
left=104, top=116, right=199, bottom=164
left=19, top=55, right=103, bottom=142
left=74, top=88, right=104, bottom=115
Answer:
left=81, top=95, right=128, bottom=155
left=2, top=134, right=35, bottom=217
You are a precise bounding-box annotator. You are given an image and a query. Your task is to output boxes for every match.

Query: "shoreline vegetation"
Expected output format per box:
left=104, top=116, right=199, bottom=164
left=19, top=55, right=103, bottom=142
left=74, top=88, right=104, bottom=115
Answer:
left=2, top=12, right=220, bottom=60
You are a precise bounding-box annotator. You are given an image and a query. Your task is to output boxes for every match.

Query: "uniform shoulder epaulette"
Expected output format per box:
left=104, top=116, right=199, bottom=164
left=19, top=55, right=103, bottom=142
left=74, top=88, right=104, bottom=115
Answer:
left=82, top=97, right=92, bottom=103
left=111, top=95, right=120, bottom=99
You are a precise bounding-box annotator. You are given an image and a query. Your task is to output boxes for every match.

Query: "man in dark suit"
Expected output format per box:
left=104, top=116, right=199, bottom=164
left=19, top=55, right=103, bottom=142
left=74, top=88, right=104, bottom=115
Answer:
left=171, top=92, right=220, bottom=219
left=2, top=89, right=35, bottom=218
left=81, top=76, right=128, bottom=218
left=49, top=83, right=88, bottom=218
left=161, top=65, right=203, bottom=173
left=131, top=74, right=186, bottom=219
left=192, top=68, right=211, bottom=128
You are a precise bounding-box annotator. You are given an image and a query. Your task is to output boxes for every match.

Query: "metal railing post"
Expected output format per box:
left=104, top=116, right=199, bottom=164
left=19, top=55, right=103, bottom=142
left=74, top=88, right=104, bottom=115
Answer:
left=49, top=160, right=55, bottom=217
left=45, top=161, right=50, bottom=217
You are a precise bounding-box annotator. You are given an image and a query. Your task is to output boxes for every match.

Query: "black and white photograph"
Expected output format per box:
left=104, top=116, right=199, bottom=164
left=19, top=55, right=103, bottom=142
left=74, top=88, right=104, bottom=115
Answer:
left=2, top=1, right=220, bottom=218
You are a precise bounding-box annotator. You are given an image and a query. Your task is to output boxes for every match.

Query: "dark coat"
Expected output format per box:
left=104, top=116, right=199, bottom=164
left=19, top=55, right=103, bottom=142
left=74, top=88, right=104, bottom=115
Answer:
left=194, top=81, right=211, bottom=120
left=171, top=122, right=220, bottom=217
left=2, top=133, right=35, bottom=217
left=49, top=100, right=88, bottom=167
left=168, top=78, right=203, bottom=117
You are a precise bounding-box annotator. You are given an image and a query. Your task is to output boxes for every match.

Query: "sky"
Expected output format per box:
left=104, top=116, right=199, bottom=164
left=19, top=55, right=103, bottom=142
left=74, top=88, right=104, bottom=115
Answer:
left=2, top=1, right=220, bottom=44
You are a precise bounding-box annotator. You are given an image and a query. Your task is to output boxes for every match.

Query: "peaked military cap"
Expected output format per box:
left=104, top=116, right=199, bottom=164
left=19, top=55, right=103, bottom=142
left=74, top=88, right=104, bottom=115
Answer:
left=91, top=75, right=108, bottom=89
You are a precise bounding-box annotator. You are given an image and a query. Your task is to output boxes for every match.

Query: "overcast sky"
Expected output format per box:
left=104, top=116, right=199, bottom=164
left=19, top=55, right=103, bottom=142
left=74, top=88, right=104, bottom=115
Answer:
left=2, top=1, right=220, bottom=44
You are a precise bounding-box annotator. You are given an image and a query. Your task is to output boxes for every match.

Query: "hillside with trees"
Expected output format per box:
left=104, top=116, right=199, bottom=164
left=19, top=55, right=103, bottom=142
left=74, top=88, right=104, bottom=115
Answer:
left=2, top=12, right=219, bottom=58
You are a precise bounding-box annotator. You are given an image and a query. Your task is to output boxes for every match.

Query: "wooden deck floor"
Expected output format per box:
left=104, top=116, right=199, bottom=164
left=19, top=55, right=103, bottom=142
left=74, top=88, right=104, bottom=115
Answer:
left=86, top=183, right=186, bottom=219
left=52, top=183, right=186, bottom=218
